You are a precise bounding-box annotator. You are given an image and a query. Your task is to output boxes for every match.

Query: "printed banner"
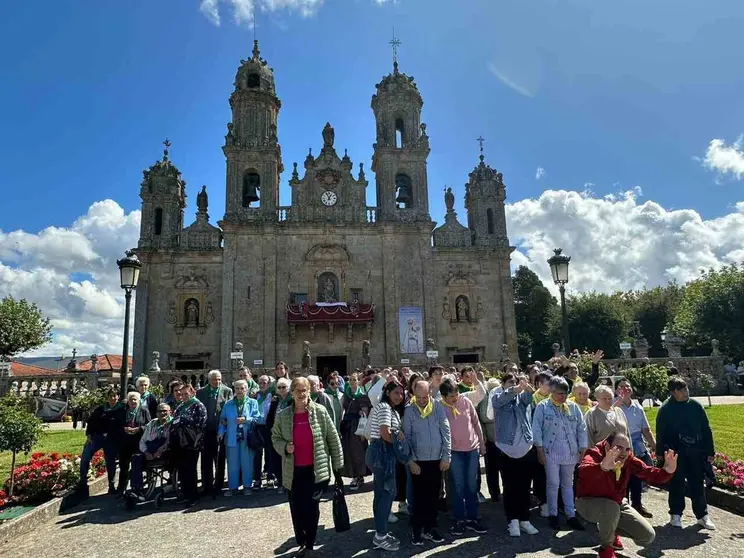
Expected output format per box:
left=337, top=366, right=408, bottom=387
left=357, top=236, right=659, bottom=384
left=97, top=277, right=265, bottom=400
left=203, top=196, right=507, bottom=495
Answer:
left=399, top=307, right=424, bottom=354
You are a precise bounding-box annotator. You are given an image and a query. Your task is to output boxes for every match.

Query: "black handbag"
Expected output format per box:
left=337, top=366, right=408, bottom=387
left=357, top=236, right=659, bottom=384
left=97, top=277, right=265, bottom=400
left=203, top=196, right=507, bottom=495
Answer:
left=332, top=480, right=351, bottom=532
left=247, top=425, right=264, bottom=450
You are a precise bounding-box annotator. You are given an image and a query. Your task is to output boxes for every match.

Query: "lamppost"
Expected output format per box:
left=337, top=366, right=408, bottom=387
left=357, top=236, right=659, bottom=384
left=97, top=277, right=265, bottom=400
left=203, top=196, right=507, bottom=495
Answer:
left=117, top=250, right=142, bottom=400
left=548, top=248, right=571, bottom=355
left=661, top=329, right=667, bottom=356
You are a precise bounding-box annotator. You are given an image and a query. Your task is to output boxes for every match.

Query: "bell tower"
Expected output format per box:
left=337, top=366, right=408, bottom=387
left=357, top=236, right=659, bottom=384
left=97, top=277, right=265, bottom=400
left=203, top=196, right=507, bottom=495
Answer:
left=223, top=40, right=283, bottom=223
left=371, top=36, right=431, bottom=223
left=138, top=139, right=186, bottom=250
left=465, top=138, right=509, bottom=248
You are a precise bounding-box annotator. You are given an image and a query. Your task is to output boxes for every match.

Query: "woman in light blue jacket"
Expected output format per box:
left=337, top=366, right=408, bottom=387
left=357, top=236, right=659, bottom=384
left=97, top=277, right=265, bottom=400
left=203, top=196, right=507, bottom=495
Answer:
left=218, top=380, right=261, bottom=496
left=532, top=376, right=588, bottom=531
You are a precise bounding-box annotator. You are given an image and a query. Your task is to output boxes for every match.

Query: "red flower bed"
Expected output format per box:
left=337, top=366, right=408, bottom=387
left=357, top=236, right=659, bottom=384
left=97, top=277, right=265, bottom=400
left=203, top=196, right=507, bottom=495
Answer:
left=2, top=450, right=107, bottom=506
left=713, top=452, right=744, bottom=494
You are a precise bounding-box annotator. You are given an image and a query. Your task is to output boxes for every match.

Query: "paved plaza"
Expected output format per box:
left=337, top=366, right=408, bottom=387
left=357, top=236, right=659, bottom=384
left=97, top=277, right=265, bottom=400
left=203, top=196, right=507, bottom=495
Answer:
left=4, top=482, right=743, bottom=558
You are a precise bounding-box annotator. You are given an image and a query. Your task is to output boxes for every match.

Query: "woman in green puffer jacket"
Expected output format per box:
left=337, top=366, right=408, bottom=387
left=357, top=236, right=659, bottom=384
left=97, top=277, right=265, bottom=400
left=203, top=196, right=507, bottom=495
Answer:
left=271, top=377, right=344, bottom=557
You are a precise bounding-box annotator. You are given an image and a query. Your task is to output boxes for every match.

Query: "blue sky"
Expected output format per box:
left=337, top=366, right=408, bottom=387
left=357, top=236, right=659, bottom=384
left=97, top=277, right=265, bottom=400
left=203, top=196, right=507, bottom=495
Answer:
left=2, top=0, right=744, bottom=356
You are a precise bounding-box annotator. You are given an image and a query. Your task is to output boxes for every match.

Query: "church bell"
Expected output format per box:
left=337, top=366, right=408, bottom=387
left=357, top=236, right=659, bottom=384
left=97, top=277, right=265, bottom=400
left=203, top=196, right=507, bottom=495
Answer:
left=396, top=184, right=412, bottom=205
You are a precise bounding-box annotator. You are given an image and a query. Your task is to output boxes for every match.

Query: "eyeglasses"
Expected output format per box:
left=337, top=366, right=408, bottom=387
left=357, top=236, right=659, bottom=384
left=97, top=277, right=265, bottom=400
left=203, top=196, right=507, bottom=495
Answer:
left=277, top=386, right=288, bottom=390
left=329, top=383, right=338, bottom=387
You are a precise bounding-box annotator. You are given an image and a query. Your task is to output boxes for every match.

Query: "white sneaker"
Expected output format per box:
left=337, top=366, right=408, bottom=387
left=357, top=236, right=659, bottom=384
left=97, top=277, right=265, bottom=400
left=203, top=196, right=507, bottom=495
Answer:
left=388, top=513, right=399, bottom=524
left=507, top=519, right=520, bottom=537
left=520, top=521, right=539, bottom=535
left=697, top=515, right=716, bottom=530
left=478, top=491, right=487, bottom=504
left=398, top=502, right=409, bottom=515
left=540, top=503, right=549, bottom=518
left=669, top=514, right=683, bottom=528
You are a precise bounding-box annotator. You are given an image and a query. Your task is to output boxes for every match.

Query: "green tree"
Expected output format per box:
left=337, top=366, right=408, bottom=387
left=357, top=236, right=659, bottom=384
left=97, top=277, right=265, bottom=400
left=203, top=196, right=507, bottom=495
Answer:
left=512, top=266, right=558, bottom=362
left=562, top=292, right=629, bottom=359
left=0, top=296, right=53, bottom=360
left=674, top=264, right=744, bottom=362
left=622, top=284, right=684, bottom=357
left=0, top=395, right=46, bottom=495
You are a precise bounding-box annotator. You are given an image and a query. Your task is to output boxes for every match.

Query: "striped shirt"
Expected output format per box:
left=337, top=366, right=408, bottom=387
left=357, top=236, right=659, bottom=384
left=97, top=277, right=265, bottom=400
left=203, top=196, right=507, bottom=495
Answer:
left=369, top=401, right=400, bottom=440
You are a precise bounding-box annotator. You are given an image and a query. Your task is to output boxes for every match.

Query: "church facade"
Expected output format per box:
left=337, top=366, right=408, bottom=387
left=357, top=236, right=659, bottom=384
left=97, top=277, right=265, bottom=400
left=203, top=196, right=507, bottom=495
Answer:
left=131, top=41, right=518, bottom=377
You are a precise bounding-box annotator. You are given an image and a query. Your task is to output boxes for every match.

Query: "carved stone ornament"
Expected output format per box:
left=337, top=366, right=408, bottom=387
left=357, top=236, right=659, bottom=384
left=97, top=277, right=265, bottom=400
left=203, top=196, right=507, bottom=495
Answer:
left=475, top=298, right=484, bottom=320
left=347, top=323, right=353, bottom=343
left=442, top=297, right=452, bottom=320
left=316, top=168, right=341, bottom=187
left=175, top=268, right=209, bottom=290
left=167, top=301, right=178, bottom=324
left=302, top=341, right=311, bottom=369
left=149, top=351, right=161, bottom=372
left=205, top=302, right=215, bottom=324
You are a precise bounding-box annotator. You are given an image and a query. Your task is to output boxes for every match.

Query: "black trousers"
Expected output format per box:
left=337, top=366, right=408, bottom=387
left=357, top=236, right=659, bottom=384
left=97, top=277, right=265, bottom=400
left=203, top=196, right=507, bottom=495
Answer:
left=411, top=460, right=441, bottom=536
left=176, top=448, right=200, bottom=502
left=484, top=441, right=502, bottom=499
left=201, top=431, right=227, bottom=494
left=252, top=425, right=274, bottom=482
left=117, top=441, right=139, bottom=492
left=500, top=449, right=533, bottom=522
left=288, top=465, right=329, bottom=550
left=528, top=446, right=547, bottom=504
left=668, top=454, right=708, bottom=519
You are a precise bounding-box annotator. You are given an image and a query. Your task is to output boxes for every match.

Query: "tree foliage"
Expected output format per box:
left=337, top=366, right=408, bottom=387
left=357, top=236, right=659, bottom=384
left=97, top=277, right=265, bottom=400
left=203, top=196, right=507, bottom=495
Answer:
left=0, top=296, right=53, bottom=360
left=512, top=266, right=557, bottom=362
left=674, top=264, right=744, bottom=362
left=563, top=292, right=629, bottom=358
left=622, top=285, right=684, bottom=357
left=0, top=394, right=46, bottom=496
left=622, top=364, right=669, bottom=401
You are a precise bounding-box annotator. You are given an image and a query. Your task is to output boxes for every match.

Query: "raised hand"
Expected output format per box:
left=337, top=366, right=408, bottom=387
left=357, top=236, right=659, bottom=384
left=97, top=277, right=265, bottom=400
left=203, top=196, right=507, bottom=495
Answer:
left=663, top=449, right=678, bottom=474
left=592, top=350, right=605, bottom=364
left=601, top=447, right=622, bottom=471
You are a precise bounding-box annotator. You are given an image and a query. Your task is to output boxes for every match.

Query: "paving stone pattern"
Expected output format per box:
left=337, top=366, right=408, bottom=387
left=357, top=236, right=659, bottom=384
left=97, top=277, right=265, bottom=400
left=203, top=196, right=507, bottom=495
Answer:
left=4, top=483, right=744, bottom=558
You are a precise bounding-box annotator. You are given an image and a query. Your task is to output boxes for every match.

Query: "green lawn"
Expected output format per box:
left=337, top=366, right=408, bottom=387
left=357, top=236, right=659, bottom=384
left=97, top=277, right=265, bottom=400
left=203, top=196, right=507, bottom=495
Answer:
left=0, top=430, right=86, bottom=483
left=645, top=403, right=744, bottom=462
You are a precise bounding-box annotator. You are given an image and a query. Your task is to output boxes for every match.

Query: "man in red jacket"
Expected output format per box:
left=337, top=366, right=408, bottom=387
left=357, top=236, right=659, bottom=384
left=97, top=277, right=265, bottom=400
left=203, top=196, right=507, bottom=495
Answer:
left=576, top=432, right=677, bottom=558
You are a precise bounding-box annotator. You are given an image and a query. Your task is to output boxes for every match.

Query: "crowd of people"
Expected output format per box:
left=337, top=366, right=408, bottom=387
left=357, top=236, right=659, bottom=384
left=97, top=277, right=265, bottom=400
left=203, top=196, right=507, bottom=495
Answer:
left=76, top=358, right=717, bottom=558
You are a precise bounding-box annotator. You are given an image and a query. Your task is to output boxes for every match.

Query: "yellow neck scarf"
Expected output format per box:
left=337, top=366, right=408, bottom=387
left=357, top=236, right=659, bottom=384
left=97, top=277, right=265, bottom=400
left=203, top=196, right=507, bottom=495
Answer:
left=442, top=399, right=460, bottom=417
left=533, top=391, right=550, bottom=405
left=413, top=398, right=434, bottom=419
left=568, top=395, right=591, bottom=414
left=613, top=462, right=623, bottom=481
left=550, top=395, right=570, bottom=414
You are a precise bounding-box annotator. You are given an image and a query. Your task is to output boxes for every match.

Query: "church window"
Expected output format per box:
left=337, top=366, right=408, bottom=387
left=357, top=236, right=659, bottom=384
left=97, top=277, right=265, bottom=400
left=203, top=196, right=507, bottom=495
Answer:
left=247, top=73, right=260, bottom=88
left=154, top=208, right=163, bottom=236
left=290, top=292, right=308, bottom=305
left=487, top=208, right=495, bottom=234
left=242, top=171, right=260, bottom=208
left=395, top=173, right=413, bottom=209
left=317, top=272, right=339, bottom=303
left=395, top=118, right=405, bottom=148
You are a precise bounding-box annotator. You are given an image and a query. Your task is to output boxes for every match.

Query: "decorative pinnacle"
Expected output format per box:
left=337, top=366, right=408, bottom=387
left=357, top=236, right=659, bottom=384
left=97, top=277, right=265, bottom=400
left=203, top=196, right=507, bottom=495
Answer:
left=477, top=135, right=485, bottom=162
left=163, top=138, right=171, bottom=160
left=389, top=29, right=402, bottom=74
left=252, top=39, right=261, bottom=60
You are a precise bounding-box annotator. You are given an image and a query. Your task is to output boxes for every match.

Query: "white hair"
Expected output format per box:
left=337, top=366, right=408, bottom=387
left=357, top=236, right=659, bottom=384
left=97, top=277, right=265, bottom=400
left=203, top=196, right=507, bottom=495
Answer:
left=258, top=375, right=270, bottom=383
left=208, top=369, right=222, bottom=380
left=135, top=376, right=150, bottom=387
left=307, top=375, right=320, bottom=385
left=486, top=378, right=501, bottom=392
left=594, top=385, right=614, bottom=398
left=234, top=380, right=248, bottom=391
left=276, top=378, right=290, bottom=389
left=127, top=391, right=141, bottom=400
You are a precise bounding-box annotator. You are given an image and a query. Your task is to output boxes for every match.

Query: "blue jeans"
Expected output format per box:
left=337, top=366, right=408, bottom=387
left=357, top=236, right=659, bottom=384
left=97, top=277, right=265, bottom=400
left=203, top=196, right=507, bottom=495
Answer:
left=227, top=440, right=255, bottom=490
left=367, top=438, right=397, bottom=536
left=450, top=449, right=479, bottom=522
left=80, top=434, right=118, bottom=485
left=546, top=460, right=576, bottom=517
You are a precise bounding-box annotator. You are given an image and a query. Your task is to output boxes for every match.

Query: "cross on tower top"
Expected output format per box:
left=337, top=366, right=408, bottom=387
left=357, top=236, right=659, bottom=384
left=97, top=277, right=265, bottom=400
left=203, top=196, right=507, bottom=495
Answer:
left=71, top=349, right=77, bottom=359
left=163, top=138, right=171, bottom=160
left=477, top=135, right=485, bottom=161
left=389, top=29, right=402, bottom=73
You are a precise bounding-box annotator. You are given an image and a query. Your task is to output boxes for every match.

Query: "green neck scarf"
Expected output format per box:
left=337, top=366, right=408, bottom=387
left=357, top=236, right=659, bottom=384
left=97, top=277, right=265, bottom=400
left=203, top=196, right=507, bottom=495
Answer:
left=344, top=384, right=364, bottom=400
left=458, top=381, right=475, bottom=394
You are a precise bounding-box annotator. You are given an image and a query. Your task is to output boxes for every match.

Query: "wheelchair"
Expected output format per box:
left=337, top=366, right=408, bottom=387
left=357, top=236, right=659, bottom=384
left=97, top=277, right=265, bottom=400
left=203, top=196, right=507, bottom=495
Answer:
left=124, top=454, right=181, bottom=510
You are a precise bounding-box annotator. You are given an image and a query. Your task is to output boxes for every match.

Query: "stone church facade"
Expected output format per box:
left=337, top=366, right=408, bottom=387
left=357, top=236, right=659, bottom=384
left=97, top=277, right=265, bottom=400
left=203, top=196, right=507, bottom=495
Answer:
left=132, top=41, right=517, bottom=377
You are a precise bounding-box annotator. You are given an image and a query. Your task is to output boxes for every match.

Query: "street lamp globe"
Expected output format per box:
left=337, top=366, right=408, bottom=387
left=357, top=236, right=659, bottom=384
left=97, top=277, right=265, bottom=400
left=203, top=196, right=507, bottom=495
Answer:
left=117, top=250, right=142, bottom=290
left=547, top=248, right=571, bottom=285
left=661, top=329, right=667, bottom=343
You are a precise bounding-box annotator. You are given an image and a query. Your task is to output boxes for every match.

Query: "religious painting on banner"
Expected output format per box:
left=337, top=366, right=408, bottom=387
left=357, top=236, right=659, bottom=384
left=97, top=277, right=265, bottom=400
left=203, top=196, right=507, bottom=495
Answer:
left=399, top=307, right=424, bottom=354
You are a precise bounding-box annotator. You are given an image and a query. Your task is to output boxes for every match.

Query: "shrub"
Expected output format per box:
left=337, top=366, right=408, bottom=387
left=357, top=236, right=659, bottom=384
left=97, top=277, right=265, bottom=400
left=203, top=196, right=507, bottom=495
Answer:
left=622, top=364, right=669, bottom=401
left=0, top=396, right=46, bottom=496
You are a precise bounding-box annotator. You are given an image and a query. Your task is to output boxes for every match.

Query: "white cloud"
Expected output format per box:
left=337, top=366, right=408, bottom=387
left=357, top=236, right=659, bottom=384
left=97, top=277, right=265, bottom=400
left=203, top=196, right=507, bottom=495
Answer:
left=0, top=201, right=140, bottom=358
left=535, top=167, right=546, bottom=180
left=199, top=0, right=335, bottom=26
left=506, top=189, right=744, bottom=295
left=703, top=136, right=744, bottom=180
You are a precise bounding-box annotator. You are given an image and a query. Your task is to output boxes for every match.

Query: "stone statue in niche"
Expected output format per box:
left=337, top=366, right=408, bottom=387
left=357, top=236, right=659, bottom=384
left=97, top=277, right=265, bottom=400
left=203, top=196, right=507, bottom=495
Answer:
left=455, top=296, right=470, bottom=322
left=197, top=185, right=208, bottom=213
left=444, top=187, right=455, bottom=212
left=185, top=299, right=199, bottom=326
left=317, top=272, right=338, bottom=303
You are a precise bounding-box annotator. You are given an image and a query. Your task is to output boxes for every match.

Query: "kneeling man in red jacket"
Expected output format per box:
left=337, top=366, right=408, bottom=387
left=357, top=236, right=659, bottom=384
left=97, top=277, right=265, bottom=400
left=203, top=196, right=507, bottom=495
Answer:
left=576, top=432, right=677, bottom=558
